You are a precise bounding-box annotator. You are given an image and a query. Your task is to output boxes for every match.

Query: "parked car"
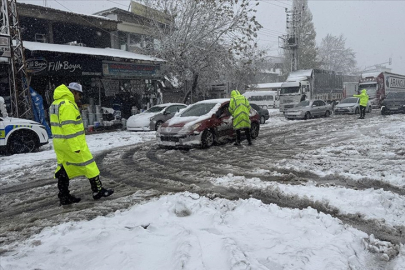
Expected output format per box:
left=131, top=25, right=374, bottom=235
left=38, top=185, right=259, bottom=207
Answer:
left=250, top=103, right=269, bottom=124
left=334, top=97, right=372, bottom=115
left=156, top=99, right=260, bottom=148
left=127, top=103, right=187, bottom=131
left=0, top=117, right=49, bottom=155
left=381, top=91, right=405, bottom=115
left=284, top=99, right=332, bottom=120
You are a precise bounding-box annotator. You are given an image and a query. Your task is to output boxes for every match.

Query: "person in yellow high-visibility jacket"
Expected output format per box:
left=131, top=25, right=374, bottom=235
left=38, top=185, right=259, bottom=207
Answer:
left=353, top=89, right=369, bottom=119
left=49, top=82, right=113, bottom=206
left=228, top=90, right=252, bottom=146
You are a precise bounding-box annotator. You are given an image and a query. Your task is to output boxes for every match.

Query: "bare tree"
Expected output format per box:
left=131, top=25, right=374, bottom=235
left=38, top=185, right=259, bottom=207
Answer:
left=138, top=0, right=263, bottom=102
left=318, top=34, right=357, bottom=74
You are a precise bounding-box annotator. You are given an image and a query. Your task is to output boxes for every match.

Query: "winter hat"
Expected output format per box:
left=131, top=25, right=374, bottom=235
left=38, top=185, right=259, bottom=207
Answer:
left=68, top=82, right=83, bottom=93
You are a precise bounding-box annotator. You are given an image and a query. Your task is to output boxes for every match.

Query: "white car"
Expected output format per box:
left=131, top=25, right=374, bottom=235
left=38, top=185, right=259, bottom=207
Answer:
left=126, top=103, right=187, bottom=131
left=334, top=97, right=372, bottom=115
left=0, top=117, right=49, bottom=155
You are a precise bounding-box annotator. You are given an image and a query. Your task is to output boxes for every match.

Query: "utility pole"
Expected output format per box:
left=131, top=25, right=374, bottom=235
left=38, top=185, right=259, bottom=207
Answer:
left=0, top=0, right=32, bottom=119
left=278, top=6, right=303, bottom=72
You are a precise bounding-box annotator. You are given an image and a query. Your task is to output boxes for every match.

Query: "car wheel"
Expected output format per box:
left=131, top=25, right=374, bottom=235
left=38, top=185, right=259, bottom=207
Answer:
left=201, top=129, right=214, bottom=148
left=367, top=106, right=372, bottom=113
left=325, top=110, right=330, bottom=117
left=250, top=122, right=260, bottom=139
left=7, top=130, right=38, bottom=155
left=381, top=107, right=389, bottom=115
left=260, top=116, right=265, bottom=124
left=355, top=107, right=359, bottom=114
left=304, top=112, right=311, bottom=120
left=155, top=121, right=163, bottom=131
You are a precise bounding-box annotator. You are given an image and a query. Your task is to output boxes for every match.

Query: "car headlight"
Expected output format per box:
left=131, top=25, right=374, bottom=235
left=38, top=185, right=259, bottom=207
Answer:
left=183, top=122, right=201, bottom=133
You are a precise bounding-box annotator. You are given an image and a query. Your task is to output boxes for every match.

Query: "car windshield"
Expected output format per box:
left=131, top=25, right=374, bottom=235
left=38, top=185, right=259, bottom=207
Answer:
left=386, top=92, right=405, bottom=99
left=180, top=103, right=217, bottom=117
left=295, top=100, right=310, bottom=107
left=340, top=97, right=358, bottom=104
left=146, top=105, right=167, bottom=113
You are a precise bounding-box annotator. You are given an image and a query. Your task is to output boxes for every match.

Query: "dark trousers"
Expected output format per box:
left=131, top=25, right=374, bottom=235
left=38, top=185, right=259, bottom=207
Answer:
left=236, top=128, right=252, bottom=144
left=360, top=105, right=366, bottom=118
left=56, top=166, right=101, bottom=195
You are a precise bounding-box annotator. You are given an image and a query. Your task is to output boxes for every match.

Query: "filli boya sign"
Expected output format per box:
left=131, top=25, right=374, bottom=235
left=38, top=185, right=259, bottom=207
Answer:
left=26, top=56, right=102, bottom=76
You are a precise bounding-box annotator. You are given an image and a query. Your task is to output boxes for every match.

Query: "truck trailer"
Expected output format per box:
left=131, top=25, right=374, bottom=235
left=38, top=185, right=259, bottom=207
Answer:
left=359, top=71, right=405, bottom=108
left=279, top=69, right=343, bottom=112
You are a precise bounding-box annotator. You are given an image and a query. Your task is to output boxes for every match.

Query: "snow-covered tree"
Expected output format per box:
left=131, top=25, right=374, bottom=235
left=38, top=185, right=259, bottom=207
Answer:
left=282, top=0, right=319, bottom=73
left=318, top=34, right=357, bottom=74
left=137, top=0, right=263, bottom=101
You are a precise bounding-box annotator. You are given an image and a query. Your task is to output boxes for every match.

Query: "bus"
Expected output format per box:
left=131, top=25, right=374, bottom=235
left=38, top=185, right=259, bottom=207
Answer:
left=243, top=90, right=279, bottom=109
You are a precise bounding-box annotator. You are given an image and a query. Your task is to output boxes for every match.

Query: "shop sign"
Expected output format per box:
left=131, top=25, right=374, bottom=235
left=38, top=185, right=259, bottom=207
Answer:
left=26, top=55, right=102, bottom=76
left=0, top=35, right=11, bottom=58
left=102, top=61, right=160, bottom=78
left=26, top=57, right=48, bottom=73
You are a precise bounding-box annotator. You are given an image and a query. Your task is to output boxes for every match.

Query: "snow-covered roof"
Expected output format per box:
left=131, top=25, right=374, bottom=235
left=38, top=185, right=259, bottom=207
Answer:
left=18, top=2, right=119, bottom=22
left=22, top=41, right=165, bottom=62
left=249, top=82, right=283, bottom=89
left=286, top=69, right=313, bottom=82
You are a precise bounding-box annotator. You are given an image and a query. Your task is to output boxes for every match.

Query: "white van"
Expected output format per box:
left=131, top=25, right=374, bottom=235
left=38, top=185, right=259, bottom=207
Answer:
left=243, top=90, right=279, bottom=109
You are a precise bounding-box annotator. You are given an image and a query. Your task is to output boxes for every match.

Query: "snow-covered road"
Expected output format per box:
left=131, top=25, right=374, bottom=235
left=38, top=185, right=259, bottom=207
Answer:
left=1, top=111, right=405, bottom=269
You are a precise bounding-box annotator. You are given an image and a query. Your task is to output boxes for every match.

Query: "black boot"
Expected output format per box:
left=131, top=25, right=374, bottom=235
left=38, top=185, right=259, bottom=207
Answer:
left=57, top=170, right=81, bottom=206
left=246, top=128, right=252, bottom=145
left=234, top=130, right=241, bottom=146
left=89, top=175, right=114, bottom=200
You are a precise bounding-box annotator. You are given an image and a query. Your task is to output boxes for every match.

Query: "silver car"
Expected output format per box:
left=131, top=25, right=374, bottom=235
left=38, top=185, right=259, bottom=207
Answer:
left=334, top=97, right=372, bottom=115
left=284, top=100, right=332, bottom=120
left=127, top=103, right=187, bottom=131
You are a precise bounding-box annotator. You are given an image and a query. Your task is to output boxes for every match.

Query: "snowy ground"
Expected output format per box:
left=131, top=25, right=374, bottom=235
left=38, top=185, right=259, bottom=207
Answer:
left=1, top=110, right=405, bottom=270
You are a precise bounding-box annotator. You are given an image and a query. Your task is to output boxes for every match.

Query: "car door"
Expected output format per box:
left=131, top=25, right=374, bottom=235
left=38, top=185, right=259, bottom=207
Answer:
left=318, top=100, right=327, bottom=116
left=0, top=118, right=5, bottom=147
left=311, top=100, right=319, bottom=117
left=215, top=103, right=233, bottom=141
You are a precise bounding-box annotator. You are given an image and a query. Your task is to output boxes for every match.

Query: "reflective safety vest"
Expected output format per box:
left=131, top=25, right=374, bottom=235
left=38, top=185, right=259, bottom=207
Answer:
left=229, top=90, right=251, bottom=130
left=353, top=89, right=369, bottom=106
left=49, top=84, right=99, bottom=179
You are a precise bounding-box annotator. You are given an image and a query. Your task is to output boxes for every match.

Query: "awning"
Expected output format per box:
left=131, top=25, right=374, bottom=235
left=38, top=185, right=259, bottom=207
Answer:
left=22, top=41, right=165, bottom=63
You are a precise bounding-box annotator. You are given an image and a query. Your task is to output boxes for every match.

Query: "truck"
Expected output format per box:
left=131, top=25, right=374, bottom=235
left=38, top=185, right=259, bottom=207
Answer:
left=359, top=71, right=405, bottom=108
left=279, top=69, right=343, bottom=112
left=343, top=82, right=358, bottom=98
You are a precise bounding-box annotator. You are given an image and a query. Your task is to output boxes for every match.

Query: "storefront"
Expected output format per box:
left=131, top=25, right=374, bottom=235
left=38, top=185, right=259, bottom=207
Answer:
left=23, top=41, right=165, bottom=118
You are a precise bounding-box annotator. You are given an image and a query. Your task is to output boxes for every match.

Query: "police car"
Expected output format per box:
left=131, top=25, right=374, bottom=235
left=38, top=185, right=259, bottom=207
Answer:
left=0, top=116, right=49, bottom=155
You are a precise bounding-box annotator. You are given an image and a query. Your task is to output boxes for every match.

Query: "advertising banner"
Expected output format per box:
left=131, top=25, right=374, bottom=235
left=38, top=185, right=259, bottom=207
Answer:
left=102, top=61, right=160, bottom=78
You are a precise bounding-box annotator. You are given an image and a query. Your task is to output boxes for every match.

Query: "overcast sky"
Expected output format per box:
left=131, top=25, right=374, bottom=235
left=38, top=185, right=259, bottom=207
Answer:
left=19, top=0, right=405, bottom=74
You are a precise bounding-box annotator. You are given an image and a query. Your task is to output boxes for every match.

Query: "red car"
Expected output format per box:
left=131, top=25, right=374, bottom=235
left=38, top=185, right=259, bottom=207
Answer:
left=156, top=99, right=260, bottom=148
